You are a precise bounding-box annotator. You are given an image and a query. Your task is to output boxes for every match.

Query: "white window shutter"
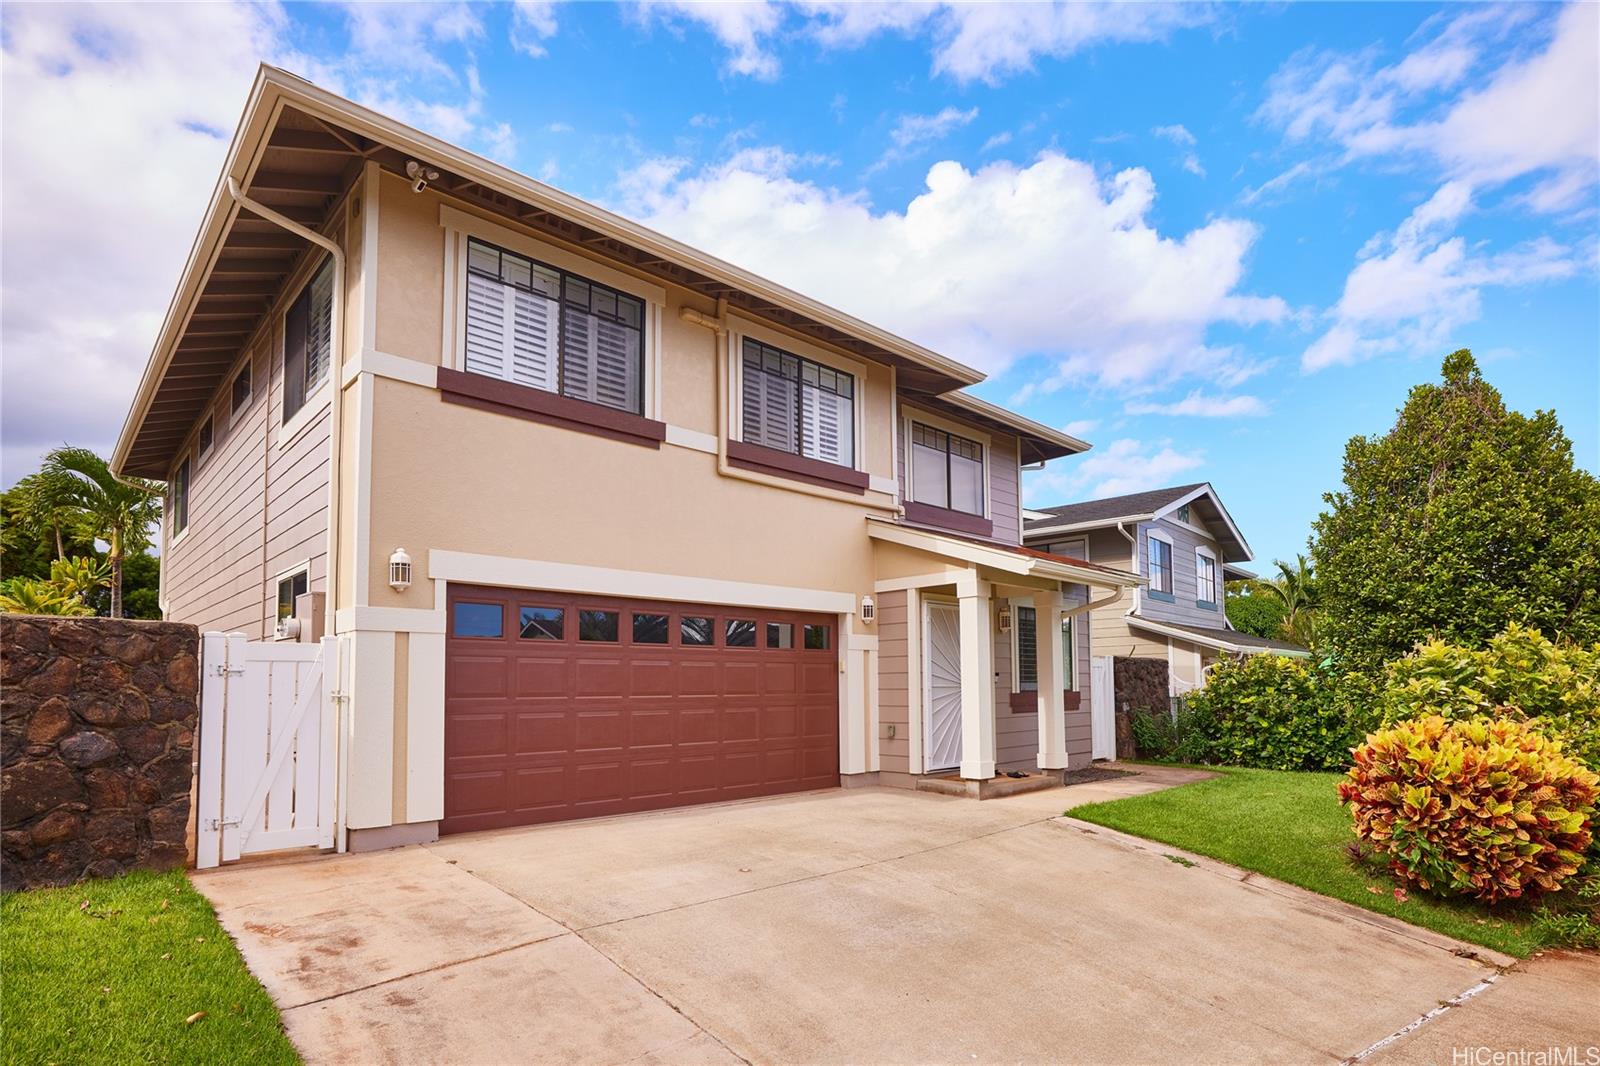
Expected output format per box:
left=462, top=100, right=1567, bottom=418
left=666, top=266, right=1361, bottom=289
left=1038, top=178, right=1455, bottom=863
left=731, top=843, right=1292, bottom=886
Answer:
left=464, top=271, right=510, bottom=380
left=802, top=386, right=851, bottom=467
left=563, top=312, right=639, bottom=412
left=509, top=288, right=557, bottom=391
left=305, top=265, right=335, bottom=386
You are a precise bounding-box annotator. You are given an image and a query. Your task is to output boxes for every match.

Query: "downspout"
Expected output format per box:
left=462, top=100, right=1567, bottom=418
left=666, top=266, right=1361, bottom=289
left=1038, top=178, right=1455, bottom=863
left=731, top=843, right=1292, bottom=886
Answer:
left=225, top=178, right=345, bottom=643
left=678, top=303, right=902, bottom=515
left=1116, top=520, right=1139, bottom=616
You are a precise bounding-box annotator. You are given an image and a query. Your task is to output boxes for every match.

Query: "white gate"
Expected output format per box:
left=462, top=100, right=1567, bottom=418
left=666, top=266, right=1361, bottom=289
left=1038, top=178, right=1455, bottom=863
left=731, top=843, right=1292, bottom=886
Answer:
left=196, top=633, right=339, bottom=869
left=1090, top=655, right=1116, bottom=760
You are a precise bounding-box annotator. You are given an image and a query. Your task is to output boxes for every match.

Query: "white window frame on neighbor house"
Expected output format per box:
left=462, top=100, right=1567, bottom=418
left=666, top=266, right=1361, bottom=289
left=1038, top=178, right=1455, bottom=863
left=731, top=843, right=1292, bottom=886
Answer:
left=274, top=562, right=311, bottom=640
left=727, top=312, right=869, bottom=475
left=1195, top=545, right=1219, bottom=608
left=900, top=404, right=992, bottom=519
left=438, top=203, right=667, bottom=422
left=1147, top=528, right=1175, bottom=596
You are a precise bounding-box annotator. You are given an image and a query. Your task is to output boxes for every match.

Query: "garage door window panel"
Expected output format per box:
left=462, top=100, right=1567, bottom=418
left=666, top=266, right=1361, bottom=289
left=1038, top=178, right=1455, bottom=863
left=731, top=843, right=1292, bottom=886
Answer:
left=726, top=619, right=757, bottom=647
left=632, top=612, right=669, bottom=644
left=579, top=610, right=619, bottom=642
left=454, top=602, right=504, bottom=639
left=681, top=616, right=714, bottom=646
left=804, top=624, right=831, bottom=650
left=766, top=622, right=794, bottom=649
left=520, top=606, right=564, bottom=640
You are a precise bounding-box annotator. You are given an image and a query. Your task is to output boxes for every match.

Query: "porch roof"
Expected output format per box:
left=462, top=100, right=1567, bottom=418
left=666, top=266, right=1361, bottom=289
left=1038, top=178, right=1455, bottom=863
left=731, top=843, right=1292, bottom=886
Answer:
left=866, top=519, right=1142, bottom=590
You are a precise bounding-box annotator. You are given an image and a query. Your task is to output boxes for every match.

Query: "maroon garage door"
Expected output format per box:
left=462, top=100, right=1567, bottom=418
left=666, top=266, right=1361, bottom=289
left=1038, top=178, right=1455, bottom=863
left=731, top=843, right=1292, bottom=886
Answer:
left=443, top=585, right=840, bottom=834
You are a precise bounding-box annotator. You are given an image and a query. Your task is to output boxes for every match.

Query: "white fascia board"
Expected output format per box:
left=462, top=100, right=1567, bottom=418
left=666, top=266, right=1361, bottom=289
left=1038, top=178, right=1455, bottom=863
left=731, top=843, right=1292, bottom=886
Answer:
left=866, top=520, right=1141, bottom=590
left=1152, top=483, right=1254, bottom=563
left=1023, top=514, right=1154, bottom=541
left=1127, top=614, right=1310, bottom=658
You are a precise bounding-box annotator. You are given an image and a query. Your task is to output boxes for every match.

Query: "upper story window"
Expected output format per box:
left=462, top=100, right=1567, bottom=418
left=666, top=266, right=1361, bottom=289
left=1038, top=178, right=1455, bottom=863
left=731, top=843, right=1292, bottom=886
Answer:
left=170, top=456, right=190, bottom=537
left=1148, top=534, right=1173, bottom=594
left=464, top=237, right=644, bottom=415
left=231, top=363, right=252, bottom=416
left=197, top=416, right=214, bottom=462
left=1196, top=550, right=1217, bottom=605
left=740, top=338, right=855, bottom=468
left=284, top=259, right=333, bottom=424
left=910, top=422, right=984, bottom=515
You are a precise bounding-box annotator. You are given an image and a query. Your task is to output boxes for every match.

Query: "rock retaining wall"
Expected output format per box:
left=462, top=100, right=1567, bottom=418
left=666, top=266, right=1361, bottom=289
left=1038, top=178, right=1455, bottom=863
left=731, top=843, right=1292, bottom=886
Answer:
left=2, top=616, right=199, bottom=890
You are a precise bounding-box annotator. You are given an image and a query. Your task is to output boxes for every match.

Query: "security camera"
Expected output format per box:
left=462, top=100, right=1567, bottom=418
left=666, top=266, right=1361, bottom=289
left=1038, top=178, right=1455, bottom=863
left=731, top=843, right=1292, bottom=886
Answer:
left=405, top=160, right=440, bottom=194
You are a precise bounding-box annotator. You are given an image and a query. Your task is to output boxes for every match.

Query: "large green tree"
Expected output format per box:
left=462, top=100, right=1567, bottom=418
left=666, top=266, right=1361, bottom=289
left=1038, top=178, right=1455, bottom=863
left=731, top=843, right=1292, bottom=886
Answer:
left=1312, top=350, right=1600, bottom=672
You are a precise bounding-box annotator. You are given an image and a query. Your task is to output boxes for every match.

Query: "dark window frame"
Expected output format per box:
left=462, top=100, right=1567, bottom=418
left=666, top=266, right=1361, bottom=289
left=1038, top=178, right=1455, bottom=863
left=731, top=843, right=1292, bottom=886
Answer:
left=197, top=417, right=214, bottom=462
left=740, top=337, right=856, bottom=469
left=276, top=568, right=310, bottom=630
left=909, top=421, right=986, bottom=517
left=231, top=363, right=252, bottom=416
left=465, top=236, right=647, bottom=416
left=170, top=456, right=190, bottom=536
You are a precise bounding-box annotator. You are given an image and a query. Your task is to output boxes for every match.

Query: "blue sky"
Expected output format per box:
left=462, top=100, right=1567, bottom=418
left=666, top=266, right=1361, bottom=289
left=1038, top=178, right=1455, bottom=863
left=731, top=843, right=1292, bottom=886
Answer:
left=3, top=2, right=1596, bottom=567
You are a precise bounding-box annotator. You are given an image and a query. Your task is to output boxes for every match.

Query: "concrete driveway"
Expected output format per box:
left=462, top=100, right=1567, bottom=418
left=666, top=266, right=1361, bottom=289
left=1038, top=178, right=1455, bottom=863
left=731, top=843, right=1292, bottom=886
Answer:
left=194, top=768, right=1580, bottom=1065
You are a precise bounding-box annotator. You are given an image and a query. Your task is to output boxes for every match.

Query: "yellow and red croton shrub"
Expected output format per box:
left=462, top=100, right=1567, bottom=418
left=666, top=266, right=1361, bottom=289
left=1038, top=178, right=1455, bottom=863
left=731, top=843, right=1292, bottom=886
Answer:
left=1339, top=714, right=1600, bottom=903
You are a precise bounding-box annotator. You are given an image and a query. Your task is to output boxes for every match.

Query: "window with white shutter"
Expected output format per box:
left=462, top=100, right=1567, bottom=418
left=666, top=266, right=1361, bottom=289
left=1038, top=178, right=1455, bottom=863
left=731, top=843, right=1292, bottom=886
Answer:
left=739, top=338, right=854, bottom=468
left=463, top=238, right=643, bottom=414
left=283, top=258, right=334, bottom=425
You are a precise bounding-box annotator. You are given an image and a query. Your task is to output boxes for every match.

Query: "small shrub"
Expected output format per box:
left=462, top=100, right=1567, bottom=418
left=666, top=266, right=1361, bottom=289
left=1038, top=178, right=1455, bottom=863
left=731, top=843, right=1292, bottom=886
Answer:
left=1339, top=715, right=1600, bottom=904
left=1185, top=655, right=1366, bottom=772
left=1381, top=623, right=1600, bottom=770
left=1129, top=701, right=1217, bottom=764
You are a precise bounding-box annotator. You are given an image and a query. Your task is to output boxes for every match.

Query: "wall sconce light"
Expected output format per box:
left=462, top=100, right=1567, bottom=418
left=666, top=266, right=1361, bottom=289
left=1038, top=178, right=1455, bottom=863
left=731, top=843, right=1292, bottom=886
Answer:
left=997, top=603, right=1012, bottom=633
left=388, top=547, right=413, bottom=592
left=860, top=596, right=876, bottom=624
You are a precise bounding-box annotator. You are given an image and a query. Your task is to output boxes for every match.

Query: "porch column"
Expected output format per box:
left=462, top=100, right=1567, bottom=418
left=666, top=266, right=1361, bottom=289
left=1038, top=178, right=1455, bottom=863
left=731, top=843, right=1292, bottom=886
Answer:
left=957, top=576, right=996, bottom=780
left=1033, top=588, right=1068, bottom=771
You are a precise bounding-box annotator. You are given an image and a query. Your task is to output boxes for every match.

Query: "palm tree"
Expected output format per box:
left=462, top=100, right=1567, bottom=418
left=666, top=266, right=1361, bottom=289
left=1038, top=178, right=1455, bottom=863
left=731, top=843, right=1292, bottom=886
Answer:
left=37, top=447, right=162, bottom=618
left=8, top=472, right=77, bottom=561
left=1249, top=554, right=1321, bottom=649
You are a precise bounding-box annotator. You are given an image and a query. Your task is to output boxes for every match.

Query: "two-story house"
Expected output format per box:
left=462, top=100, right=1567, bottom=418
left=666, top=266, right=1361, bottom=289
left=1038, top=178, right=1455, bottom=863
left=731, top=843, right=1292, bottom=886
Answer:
left=112, top=68, right=1140, bottom=852
left=1023, top=484, right=1308, bottom=703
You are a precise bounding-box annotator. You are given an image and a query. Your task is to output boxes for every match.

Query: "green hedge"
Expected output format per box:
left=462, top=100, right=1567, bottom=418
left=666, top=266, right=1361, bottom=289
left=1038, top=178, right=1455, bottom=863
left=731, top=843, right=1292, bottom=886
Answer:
left=1178, top=655, right=1376, bottom=772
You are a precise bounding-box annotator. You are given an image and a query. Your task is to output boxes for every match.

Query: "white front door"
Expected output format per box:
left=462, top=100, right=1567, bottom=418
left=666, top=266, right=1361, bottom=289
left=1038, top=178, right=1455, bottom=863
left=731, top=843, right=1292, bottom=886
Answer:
left=924, top=600, right=963, bottom=771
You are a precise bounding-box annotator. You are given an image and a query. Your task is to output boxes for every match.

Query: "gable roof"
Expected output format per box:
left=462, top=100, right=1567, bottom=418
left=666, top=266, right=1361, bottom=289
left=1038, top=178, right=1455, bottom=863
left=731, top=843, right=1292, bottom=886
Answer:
left=114, top=65, right=1010, bottom=479
left=1023, top=482, right=1253, bottom=563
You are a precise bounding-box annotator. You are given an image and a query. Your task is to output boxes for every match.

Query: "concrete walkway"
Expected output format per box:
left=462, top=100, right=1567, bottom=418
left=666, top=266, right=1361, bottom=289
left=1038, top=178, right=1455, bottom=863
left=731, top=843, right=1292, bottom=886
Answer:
left=193, top=767, right=1592, bottom=1065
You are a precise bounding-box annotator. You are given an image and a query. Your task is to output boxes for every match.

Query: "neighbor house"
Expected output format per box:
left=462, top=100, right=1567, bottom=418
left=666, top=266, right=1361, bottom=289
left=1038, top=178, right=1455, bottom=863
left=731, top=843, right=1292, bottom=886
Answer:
left=1023, top=484, right=1308, bottom=702
left=113, top=68, right=1140, bottom=853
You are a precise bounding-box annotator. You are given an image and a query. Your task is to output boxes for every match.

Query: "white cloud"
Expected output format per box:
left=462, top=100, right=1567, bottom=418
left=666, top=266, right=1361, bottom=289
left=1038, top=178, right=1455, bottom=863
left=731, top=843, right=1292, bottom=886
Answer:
left=805, top=2, right=1215, bottom=85
left=981, top=131, right=1013, bottom=153
left=868, top=106, right=979, bottom=173
left=1303, top=181, right=1579, bottom=371
left=1061, top=419, right=1099, bottom=438
left=890, top=106, right=979, bottom=150
left=652, top=2, right=1213, bottom=85
left=1259, top=4, right=1599, bottom=211
left=1153, top=123, right=1205, bottom=177
left=511, top=0, right=561, bottom=58
left=618, top=148, right=1287, bottom=391
left=1126, top=392, right=1267, bottom=417
left=635, top=0, right=784, bottom=80
left=1025, top=438, right=1205, bottom=504
left=0, top=3, right=518, bottom=485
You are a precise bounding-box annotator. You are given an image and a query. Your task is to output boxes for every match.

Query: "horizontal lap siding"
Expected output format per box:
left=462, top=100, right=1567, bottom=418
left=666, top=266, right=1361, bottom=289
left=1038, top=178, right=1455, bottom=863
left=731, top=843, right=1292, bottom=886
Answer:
left=163, top=306, right=331, bottom=638
left=1139, top=517, right=1226, bottom=629
left=877, top=590, right=910, bottom=775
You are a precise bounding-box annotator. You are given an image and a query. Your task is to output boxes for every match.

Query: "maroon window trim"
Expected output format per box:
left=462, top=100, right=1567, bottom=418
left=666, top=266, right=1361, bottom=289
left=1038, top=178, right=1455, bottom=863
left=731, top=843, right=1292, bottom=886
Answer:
left=903, top=500, right=993, bottom=537
left=1008, top=690, right=1082, bottom=714
left=726, top=439, right=869, bottom=494
left=438, top=366, right=666, bottom=449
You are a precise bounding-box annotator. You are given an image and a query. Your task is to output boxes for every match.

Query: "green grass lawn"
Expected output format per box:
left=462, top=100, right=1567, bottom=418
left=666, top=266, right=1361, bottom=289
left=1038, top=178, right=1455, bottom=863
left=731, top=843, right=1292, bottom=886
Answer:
left=1071, top=766, right=1544, bottom=957
left=2, top=869, right=298, bottom=1066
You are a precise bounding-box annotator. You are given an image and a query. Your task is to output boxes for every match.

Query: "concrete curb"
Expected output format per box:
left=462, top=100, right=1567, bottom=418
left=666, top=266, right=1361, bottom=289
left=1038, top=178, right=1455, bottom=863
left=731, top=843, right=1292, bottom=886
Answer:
left=1054, top=816, right=1519, bottom=970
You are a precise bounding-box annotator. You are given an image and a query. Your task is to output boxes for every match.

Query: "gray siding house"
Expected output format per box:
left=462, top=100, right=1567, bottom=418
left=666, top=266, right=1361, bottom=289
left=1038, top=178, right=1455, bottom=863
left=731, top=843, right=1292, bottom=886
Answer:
left=1024, top=484, right=1307, bottom=697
